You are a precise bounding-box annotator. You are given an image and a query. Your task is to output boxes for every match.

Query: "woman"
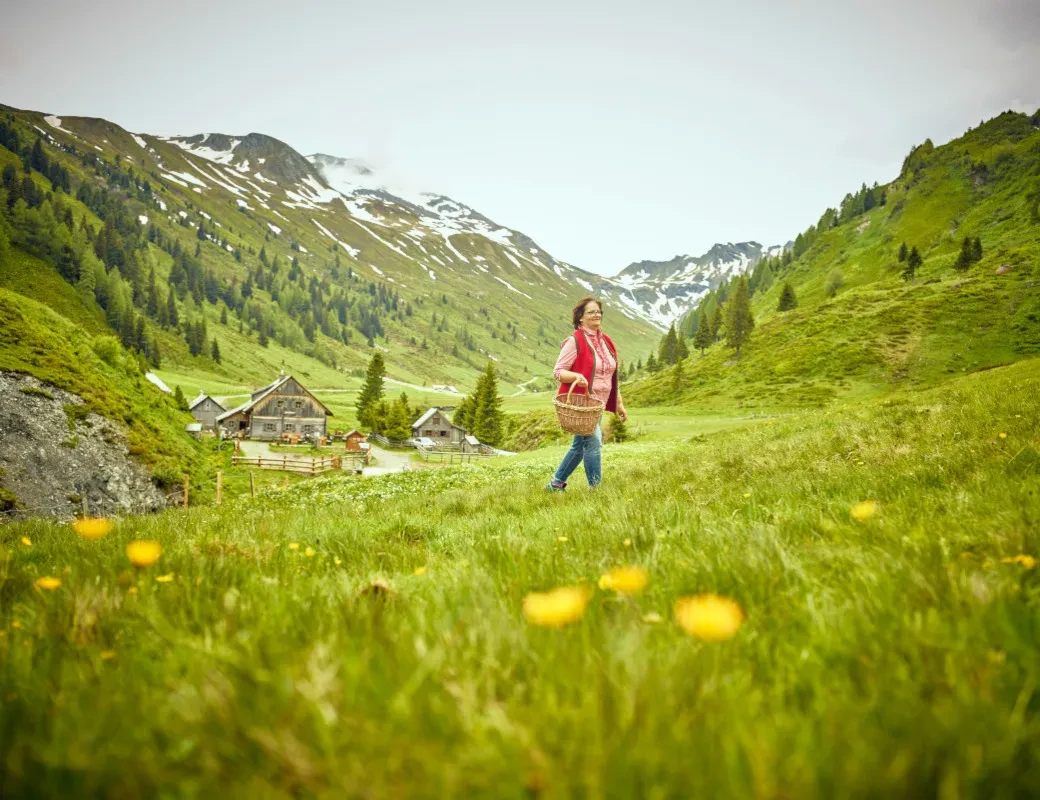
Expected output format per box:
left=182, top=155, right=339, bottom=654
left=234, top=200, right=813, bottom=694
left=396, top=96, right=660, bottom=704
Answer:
left=547, top=296, right=627, bottom=491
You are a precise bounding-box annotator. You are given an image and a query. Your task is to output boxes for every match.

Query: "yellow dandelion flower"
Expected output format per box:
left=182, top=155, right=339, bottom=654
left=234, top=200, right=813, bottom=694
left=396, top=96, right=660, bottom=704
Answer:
left=34, top=577, right=61, bottom=590
left=642, top=612, right=663, bottom=624
left=850, top=500, right=878, bottom=522
left=1001, top=555, right=1037, bottom=569
left=557, top=536, right=568, bottom=542
left=598, top=566, right=649, bottom=596
left=72, top=517, right=113, bottom=540
left=11, top=621, right=22, bottom=629
left=126, top=540, right=161, bottom=568
left=522, top=585, right=590, bottom=628
left=743, top=492, right=752, bottom=498
left=155, top=573, right=174, bottom=583
left=304, top=547, right=316, bottom=557
left=334, top=558, right=342, bottom=566
left=128, top=587, right=138, bottom=595
left=674, top=594, right=745, bottom=641
left=623, top=538, right=632, bottom=547
left=100, top=650, right=116, bottom=661
left=288, top=542, right=300, bottom=550
left=20, top=537, right=31, bottom=547
left=999, top=432, right=1007, bottom=439
left=414, top=566, right=427, bottom=576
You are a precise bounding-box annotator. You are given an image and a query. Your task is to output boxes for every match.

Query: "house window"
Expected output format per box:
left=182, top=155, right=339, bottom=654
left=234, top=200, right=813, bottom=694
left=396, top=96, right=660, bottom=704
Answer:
left=277, top=400, right=284, bottom=409
left=424, top=429, right=434, bottom=437
left=303, top=424, right=313, bottom=432
left=284, top=423, right=294, bottom=432
left=295, top=400, right=303, bottom=409
left=263, top=423, right=276, bottom=432
left=440, top=430, right=448, bottom=437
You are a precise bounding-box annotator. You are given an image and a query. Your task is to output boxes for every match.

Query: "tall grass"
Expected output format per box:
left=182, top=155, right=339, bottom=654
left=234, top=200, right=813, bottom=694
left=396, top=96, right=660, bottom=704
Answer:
left=1, top=359, right=1038, bottom=797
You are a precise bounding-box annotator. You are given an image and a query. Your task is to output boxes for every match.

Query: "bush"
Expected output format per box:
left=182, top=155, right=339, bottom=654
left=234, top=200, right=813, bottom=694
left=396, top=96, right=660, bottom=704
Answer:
left=92, top=335, right=122, bottom=367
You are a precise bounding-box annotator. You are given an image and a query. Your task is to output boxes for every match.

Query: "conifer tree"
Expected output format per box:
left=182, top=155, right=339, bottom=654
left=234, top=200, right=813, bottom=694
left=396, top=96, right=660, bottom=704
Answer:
left=384, top=396, right=412, bottom=440
left=710, top=305, right=724, bottom=342
left=693, top=312, right=712, bottom=355
left=777, top=281, right=798, bottom=311
left=166, top=286, right=178, bottom=328
left=356, top=352, right=386, bottom=430
left=955, top=236, right=973, bottom=271
left=658, top=323, right=680, bottom=365
left=676, top=333, right=689, bottom=360
left=173, top=385, right=189, bottom=412
left=220, top=306, right=228, bottom=325
left=473, top=361, right=504, bottom=447
left=646, top=352, right=659, bottom=373
left=725, top=277, right=754, bottom=356
left=898, top=242, right=908, bottom=262
left=211, top=338, right=221, bottom=363
left=671, top=359, right=685, bottom=393
left=258, top=327, right=269, bottom=347
left=972, top=237, right=983, bottom=263
left=905, top=246, right=922, bottom=282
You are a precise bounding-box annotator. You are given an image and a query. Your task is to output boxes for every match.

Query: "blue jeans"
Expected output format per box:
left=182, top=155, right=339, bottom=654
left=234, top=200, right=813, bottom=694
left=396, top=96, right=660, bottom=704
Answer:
left=553, top=421, right=602, bottom=487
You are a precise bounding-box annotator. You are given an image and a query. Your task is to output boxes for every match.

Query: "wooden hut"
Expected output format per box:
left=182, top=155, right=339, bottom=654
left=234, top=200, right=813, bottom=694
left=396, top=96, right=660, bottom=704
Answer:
left=411, top=408, right=466, bottom=445
left=216, top=374, right=332, bottom=440
left=460, top=434, right=481, bottom=454
left=189, top=394, right=226, bottom=431
left=344, top=430, right=366, bottom=452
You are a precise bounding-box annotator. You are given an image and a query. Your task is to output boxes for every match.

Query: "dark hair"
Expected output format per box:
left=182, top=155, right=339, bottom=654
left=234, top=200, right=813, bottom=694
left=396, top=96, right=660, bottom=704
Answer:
left=571, top=296, right=603, bottom=330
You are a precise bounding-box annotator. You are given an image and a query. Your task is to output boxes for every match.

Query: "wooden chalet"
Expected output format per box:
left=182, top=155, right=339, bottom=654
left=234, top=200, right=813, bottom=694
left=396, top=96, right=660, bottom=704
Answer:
left=412, top=408, right=466, bottom=445
left=217, top=374, right=332, bottom=440
left=189, top=394, right=226, bottom=431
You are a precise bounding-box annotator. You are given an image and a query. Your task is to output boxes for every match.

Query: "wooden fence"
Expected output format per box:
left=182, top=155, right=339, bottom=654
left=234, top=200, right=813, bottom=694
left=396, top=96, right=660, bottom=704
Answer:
left=232, top=454, right=364, bottom=475
left=366, top=432, right=413, bottom=449
left=414, top=445, right=493, bottom=465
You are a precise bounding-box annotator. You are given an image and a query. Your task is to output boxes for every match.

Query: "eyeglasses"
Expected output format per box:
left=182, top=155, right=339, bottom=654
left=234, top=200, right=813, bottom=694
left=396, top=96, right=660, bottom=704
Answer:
left=583, top=310, right=603, bottom=317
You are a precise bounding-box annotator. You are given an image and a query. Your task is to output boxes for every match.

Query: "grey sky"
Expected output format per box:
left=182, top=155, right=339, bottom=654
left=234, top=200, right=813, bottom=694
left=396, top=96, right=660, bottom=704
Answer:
left=2, top=0, right=1037, bottom=275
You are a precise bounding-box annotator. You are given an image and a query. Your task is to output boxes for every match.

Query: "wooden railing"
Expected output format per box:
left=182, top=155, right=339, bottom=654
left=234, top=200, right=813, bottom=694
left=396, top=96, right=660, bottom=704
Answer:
left=232, top=454, right=365, bottom=474
left=365, top=432, right=413, bottom=449
left=414, top=445, right=493, bottom=465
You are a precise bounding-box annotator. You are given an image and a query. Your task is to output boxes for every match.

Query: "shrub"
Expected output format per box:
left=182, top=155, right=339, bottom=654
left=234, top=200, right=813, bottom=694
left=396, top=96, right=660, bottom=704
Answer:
left=92, top=335, right=122, bottom=367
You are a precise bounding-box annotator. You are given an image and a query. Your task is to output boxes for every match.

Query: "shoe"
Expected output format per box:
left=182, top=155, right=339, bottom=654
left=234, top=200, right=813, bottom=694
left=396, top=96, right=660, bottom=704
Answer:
left=546, top=479, right=567, bottom=492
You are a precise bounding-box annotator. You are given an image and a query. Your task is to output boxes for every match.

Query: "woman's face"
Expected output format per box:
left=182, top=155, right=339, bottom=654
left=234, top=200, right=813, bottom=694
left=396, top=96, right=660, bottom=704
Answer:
left=581, top=301, right=603, bottom=330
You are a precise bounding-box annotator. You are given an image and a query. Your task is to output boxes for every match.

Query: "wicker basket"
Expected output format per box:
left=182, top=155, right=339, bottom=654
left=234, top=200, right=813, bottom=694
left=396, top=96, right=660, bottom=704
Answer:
left=553, top=383, right=605, bottom=435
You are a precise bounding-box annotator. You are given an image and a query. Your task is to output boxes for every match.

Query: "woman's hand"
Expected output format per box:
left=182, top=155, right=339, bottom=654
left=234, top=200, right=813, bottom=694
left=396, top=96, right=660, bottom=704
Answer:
left=571, top=373, right=589, bottom=389
left=617, top=402, right=628, bottom=423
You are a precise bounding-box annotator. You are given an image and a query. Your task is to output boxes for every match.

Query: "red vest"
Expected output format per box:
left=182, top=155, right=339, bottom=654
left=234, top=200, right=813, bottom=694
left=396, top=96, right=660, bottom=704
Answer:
left=557, top=329, right=619, bottom=413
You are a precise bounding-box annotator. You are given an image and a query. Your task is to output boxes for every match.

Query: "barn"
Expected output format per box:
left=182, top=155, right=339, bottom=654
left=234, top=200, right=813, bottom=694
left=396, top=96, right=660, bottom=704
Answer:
left=217, top=374, right=332, bottom=440
left=189, top=394, right=226, bottom=431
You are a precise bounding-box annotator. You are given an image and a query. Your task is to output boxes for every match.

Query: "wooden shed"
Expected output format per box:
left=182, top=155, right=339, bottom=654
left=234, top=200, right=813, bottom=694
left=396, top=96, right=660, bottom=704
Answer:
left=460, top=434, right=482, bottom=454
left=189, top=394, right=226, bottom=431
left=217, top=374, right=332, bottom=440
left=344, top=430, right=367, bottom=452
left=411, top=408, right=466, bottom=445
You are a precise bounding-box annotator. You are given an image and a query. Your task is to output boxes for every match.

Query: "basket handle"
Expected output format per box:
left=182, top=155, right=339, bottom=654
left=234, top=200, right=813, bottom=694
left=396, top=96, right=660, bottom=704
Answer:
left=565, top=376, right=587, bottom=399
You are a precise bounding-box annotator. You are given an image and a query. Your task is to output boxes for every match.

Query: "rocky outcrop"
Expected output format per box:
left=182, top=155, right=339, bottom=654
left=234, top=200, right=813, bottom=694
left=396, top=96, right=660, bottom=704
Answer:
left=0, top=372, right=166, bottom=521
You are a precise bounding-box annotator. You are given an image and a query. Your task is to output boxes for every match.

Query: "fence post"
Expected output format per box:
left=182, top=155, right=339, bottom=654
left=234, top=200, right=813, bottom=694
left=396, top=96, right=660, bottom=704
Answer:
left=284, top=456, right=287, bottom=471
left=216, top=471, right=222, bottom=505
left=249, top=471, right=255, bottom=498
left=183, top=475, right=189, bottom=508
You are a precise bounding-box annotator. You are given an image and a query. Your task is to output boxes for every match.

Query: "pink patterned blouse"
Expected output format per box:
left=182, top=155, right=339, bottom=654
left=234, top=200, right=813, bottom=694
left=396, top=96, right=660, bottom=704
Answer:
left=553, top=326, right=617, bottom=406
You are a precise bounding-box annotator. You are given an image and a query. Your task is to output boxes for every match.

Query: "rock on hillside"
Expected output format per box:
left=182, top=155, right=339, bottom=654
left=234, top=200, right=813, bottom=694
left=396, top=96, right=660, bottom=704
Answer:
left=0, top=372, right=167, bottom=520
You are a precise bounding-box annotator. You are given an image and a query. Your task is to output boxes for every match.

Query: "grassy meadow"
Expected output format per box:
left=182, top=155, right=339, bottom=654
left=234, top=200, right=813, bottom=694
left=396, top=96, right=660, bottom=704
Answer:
left=1, top=357, right=1038, bottom=797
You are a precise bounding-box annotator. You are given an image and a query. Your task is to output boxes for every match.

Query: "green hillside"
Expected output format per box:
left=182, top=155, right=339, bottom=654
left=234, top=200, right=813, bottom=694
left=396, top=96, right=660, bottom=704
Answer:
left=0, top=288, right=202, bottom=486
left=630, top=110, right=1040, bottom=410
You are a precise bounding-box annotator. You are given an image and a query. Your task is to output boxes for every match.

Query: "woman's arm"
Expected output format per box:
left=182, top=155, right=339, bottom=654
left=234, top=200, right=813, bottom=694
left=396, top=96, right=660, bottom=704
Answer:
left=553, top=338, right=588, bottom=387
